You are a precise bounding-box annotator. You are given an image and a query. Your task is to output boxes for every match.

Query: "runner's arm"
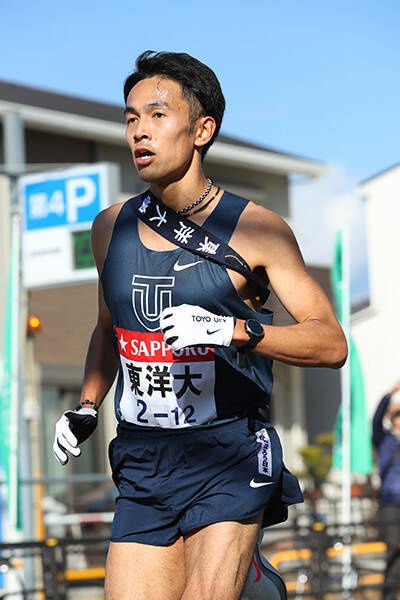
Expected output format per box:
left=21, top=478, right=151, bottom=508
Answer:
left=53, top=207, right=121, bottom=464
left=77, top=207, right=121, bottom=410
left=53, top=285, right=116, bottom=465
left=78, top=283, right=118, bottom=410
left=231, top=207, right=347, bottom=368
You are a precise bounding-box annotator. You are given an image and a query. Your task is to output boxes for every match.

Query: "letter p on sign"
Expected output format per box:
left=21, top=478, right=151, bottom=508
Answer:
left=66, top=177, right=97, bottom=223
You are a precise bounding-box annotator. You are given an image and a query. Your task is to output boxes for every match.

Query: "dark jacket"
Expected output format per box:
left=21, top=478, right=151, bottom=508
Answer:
left=373, top=394, right=400, bottom=505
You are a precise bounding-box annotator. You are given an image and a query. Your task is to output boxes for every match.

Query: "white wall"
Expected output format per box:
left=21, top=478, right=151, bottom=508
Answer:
left=352, top=165, right=400, bottom=415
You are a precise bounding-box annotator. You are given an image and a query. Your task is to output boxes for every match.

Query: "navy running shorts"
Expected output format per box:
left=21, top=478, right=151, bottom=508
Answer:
left=109, top=417, right=303, bottom=545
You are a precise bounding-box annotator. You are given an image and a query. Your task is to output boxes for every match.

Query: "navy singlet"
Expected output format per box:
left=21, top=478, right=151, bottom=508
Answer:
left=101, top=190, right=274, bottom=429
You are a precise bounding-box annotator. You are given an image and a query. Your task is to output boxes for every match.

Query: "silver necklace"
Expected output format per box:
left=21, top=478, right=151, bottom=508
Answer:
left=176, top=179, right=212, bottom=214
left=185, top=187, right=221, bottom=216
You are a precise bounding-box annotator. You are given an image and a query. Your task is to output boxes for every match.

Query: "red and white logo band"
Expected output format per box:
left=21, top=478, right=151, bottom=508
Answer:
left=115, top=327, right=214, bottom=363
left=115, top=327, right=217, bottom=428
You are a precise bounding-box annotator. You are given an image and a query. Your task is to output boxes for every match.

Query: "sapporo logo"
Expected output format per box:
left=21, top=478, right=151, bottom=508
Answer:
left=132, top=275, right=175, bottom=332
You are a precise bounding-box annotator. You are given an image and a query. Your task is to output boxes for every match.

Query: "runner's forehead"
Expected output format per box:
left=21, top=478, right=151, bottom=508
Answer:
left=126, top=77, right=188, bottom=113
left=124, top=101, right=172, bottom=115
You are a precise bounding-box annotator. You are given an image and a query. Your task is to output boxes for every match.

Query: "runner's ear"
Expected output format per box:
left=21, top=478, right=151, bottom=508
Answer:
left=194, top=115, right=216, bottom=151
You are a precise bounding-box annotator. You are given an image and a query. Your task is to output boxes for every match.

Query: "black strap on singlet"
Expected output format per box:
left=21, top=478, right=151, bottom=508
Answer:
left=130, top=190, right=269, bottom=305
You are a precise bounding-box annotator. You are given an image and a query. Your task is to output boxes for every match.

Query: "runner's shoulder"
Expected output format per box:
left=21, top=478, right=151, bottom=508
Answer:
left=91, top=200, right=126, bottom=273
left=92, top=200, right=125, bottom=236
left=234, top=199, right=303, bottom=270
left=240, top=200, right=296, bottom=246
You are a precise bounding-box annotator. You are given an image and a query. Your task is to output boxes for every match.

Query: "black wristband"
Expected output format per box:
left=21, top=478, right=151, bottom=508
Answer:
left=75, top=400, right=98, bottom=412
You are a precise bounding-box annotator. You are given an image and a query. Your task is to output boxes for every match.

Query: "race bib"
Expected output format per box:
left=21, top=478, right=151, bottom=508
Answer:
left=115, top=327, right=217, bottom=427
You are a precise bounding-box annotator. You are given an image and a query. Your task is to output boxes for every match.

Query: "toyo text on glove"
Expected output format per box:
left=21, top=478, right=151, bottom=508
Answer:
left=53, top=407, right=98, bottom=465
left=159, top=304, right=235, bottom=352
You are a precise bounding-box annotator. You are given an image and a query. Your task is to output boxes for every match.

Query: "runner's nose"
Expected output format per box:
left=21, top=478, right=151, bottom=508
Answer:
left=134, top=120, right=151, bottom=142
left=134, top=131, right=149, bottom=142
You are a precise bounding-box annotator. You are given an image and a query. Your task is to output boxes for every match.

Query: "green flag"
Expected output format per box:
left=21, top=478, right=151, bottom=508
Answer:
left=331, top=230, right=372, bottom=474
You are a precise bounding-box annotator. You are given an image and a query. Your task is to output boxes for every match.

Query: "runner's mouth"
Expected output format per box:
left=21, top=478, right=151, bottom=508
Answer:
left=135, top=148, right=155, bottom=166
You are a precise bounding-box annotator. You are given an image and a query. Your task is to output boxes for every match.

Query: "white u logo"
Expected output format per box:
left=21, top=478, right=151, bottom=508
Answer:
left=131, top=275, right=175, bottom=332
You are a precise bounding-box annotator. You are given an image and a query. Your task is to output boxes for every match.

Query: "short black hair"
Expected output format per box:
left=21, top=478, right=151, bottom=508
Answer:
left=123, top=50, right=225, bottom=157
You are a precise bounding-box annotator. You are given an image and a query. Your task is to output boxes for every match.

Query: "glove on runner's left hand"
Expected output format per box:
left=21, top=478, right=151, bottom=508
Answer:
left=53, top=408, right=98, bottom=466
left=159, top=304, right=235, bottom=352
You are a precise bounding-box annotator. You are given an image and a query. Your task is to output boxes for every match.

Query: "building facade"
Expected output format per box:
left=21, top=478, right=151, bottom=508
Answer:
left=352, top=164, right=400, bottom=416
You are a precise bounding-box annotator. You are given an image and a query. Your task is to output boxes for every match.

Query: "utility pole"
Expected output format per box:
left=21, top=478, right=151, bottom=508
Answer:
left=340, top=226, right=353, bottom=597
left=2, top=111, right=36, bottom=591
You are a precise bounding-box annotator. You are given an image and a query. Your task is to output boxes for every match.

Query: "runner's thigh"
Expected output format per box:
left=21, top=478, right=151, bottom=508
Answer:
left=105, top=539, right=185, bottom=600
left=182, top=514, right=262, bottom=600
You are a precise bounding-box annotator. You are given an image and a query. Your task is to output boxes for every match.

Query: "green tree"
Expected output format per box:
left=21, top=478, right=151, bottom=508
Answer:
left=297, top=433, right=333, bottom=492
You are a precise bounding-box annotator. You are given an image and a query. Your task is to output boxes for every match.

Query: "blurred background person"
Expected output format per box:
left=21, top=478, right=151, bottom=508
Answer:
left=372, top=380, right=400, bottom=600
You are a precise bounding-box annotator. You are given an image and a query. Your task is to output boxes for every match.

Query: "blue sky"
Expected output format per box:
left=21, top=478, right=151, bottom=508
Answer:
left=2, top=0, right=398, bottom=299
left=2, top=0, right=398, bottom=179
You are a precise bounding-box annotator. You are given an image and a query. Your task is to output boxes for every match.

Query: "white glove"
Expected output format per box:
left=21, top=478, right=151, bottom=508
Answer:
left=53, top=407, right=98, bottom=465
left=159, top=304, right=235, bottom=352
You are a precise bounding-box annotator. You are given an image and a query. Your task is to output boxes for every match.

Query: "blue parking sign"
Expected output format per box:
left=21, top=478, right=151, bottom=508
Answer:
left=23, top=173, right=100, bottom=231
left=20, top=163, right=118, bottom=288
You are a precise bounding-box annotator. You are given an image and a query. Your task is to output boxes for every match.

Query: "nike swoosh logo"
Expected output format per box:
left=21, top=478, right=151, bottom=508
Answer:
left=173, top=260, right=204, bottom=271
left=249, top=479, right=274, bottom=488
left=207, top=328, right=221, bottom=335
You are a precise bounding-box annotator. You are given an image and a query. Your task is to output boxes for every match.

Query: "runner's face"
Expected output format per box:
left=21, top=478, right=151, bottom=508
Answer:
left=125, top=77, right=197, bottom=184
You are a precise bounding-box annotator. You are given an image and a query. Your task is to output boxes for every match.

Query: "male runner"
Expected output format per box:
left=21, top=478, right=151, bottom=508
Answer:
left=54, top=51, right=347, bottom=600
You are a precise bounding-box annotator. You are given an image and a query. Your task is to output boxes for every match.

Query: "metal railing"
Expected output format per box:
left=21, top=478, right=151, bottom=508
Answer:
left=0, top=515, right=398, bottom=599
